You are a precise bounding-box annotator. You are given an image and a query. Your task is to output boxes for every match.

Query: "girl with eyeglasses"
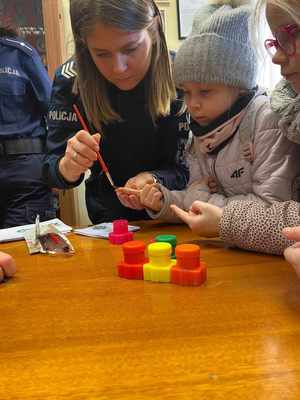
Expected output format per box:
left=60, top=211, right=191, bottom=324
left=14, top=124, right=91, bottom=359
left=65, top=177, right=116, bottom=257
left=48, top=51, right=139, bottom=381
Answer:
left=169, top=0, right=300, bottom=276
left=44, top=0, right=189, bottom=224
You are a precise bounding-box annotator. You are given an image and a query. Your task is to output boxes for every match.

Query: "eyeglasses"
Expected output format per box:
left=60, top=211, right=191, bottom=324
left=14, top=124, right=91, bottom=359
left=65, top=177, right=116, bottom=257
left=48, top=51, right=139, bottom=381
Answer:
left=264, top=24, right=299, bottom=57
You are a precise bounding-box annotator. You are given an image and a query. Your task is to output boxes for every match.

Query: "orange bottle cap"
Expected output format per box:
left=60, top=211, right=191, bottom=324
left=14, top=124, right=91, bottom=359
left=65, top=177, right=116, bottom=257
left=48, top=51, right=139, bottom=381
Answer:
left=176, top=244, right=200, bottom=258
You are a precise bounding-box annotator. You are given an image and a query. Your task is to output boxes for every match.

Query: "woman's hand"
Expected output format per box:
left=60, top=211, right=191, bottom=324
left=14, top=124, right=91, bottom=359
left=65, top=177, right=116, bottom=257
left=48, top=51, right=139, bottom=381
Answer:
left=59, top=130, right=101, bottom=183
left=283, top=226, right=300, bottom=278
left=115, top=173, right=156, bottom=210
left=170, top=201, right=223, bottom=237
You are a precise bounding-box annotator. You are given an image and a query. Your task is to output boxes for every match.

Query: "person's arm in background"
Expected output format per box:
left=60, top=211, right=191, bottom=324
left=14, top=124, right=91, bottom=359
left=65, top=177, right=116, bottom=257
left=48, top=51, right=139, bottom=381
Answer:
left=0, top=252, right=16, bottom=282
left=22, top=46, right=51, bottom=114
left=220, top=199, right=300, bottom=255
left=171, top=198, right=300, bottom=255
left=171, top=198, right=300, bottom=259
left=170, top=198, right=300, bottom=255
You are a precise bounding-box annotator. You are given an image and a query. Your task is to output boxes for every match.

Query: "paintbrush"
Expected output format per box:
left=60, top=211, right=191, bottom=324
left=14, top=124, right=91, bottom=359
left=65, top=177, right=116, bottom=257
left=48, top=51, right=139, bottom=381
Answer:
left=72, top=104, right=116, bottom=189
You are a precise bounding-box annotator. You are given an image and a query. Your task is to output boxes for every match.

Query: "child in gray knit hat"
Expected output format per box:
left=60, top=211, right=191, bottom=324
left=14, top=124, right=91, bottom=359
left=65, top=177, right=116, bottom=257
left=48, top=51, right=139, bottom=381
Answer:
left=120, top=0, right=300, bottom=225
left=175, top=0, right=257, bottom=91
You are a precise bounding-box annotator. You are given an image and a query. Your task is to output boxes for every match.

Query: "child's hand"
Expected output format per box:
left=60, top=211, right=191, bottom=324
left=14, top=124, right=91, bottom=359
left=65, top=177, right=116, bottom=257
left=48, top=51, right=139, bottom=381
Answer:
left=283, top=226, right=300, bottom=278
left=140, top=183, right=163, bottom=212
left=115, top=172, right=156, bottom=210
left=125, top=172, right=156, bottom=190
left=170, top=201, right=223, bottom=237
left=115, top=187, right=143, bottom=210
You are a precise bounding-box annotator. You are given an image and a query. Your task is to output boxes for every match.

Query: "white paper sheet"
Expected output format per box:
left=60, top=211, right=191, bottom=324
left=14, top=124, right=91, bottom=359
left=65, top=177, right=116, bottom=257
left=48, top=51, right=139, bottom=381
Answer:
left=74, top=223, right=140, bottom=239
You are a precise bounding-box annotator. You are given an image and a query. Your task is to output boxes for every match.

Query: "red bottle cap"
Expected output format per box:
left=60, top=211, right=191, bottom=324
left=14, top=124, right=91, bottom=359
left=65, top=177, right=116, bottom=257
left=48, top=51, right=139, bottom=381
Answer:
left=118, top=240, right=146, bottom=280
left=123, top=240, right=146, bottom=264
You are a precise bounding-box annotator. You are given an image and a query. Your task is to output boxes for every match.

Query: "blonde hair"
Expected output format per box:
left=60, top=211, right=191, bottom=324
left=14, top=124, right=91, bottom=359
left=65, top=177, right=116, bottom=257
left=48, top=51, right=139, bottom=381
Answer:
left=70, top=0, right=176, bottom=131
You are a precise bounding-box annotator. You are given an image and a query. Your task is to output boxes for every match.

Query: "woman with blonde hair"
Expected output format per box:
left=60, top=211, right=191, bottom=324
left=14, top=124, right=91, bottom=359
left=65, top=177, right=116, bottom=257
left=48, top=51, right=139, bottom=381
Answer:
left=44, top=0, right=189, bottom=223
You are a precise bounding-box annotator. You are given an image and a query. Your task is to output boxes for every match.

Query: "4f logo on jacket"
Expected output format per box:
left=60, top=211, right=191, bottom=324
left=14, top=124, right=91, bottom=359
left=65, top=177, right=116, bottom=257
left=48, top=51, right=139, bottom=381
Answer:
left=231, top=167, right=245, bottom=178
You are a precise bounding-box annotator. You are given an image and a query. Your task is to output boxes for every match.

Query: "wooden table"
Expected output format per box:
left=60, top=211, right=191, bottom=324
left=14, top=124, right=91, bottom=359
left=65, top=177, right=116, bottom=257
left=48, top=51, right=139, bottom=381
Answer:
left=1, top=221, right=300, bottom=400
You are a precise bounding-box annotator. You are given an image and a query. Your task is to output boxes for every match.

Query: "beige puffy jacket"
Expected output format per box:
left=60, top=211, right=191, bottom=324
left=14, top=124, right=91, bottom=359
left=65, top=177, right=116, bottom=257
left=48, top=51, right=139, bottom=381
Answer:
left=148, top=91, right=300, bottom=223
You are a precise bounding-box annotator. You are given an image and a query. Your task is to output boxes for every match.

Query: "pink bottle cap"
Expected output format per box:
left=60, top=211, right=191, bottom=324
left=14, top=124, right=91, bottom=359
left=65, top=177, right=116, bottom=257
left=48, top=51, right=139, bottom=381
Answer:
left=109, top=219, right=134, bottom=244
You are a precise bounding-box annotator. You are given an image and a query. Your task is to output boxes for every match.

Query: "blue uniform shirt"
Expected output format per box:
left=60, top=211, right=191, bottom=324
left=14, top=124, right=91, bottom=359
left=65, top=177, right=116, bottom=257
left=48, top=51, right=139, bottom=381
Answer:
left=0, top=37, right=51, bottom=139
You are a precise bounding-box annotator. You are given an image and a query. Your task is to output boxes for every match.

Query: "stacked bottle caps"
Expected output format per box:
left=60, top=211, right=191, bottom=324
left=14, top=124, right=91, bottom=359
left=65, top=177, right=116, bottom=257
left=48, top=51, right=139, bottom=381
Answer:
left=117, top=237, right=206, bottom=286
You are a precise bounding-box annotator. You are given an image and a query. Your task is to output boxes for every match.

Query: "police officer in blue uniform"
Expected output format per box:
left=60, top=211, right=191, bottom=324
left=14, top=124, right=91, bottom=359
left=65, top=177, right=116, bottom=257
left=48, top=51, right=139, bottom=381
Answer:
left=0, top=24, right=55, bottom=228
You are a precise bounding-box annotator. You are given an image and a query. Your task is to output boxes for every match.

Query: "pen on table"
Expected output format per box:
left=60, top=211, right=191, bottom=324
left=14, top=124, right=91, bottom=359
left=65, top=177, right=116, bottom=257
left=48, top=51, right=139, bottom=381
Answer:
left=72, top=104, right=116, bottom=189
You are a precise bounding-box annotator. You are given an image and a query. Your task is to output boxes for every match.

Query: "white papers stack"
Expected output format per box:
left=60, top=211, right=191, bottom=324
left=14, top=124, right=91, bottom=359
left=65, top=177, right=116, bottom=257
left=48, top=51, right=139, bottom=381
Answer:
left=74, top=222, right=140, bottom=239
left=0, top=218, right=72, bottom=243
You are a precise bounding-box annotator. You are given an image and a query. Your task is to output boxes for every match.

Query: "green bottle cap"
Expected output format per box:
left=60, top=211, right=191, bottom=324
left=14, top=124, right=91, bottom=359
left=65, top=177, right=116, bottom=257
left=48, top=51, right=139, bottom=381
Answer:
left=155, top=234, right=177, bottom=248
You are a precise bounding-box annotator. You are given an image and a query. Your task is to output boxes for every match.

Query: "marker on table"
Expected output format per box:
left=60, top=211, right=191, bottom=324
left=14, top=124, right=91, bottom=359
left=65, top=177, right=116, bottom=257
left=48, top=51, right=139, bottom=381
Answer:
left=72, top=104, right=116, bottom=189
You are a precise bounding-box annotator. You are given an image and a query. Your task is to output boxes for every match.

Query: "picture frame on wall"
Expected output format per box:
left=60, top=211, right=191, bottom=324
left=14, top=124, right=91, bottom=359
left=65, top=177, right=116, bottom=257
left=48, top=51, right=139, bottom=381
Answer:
left=176, top=0, right=202, bottom=39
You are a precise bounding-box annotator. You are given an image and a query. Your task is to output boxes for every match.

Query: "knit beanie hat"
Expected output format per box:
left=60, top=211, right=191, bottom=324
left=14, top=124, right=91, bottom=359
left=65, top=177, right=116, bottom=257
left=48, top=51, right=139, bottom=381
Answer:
left=174, top=0, right=257, bottom=90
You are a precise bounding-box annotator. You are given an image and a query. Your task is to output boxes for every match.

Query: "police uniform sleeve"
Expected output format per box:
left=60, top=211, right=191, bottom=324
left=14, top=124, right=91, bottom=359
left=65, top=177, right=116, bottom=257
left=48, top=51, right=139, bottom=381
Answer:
left=149, top=98, right=190, bottom=190
left=21, top=46, right=51, bottom=114
left=43, top=62, right=84, bottom=189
